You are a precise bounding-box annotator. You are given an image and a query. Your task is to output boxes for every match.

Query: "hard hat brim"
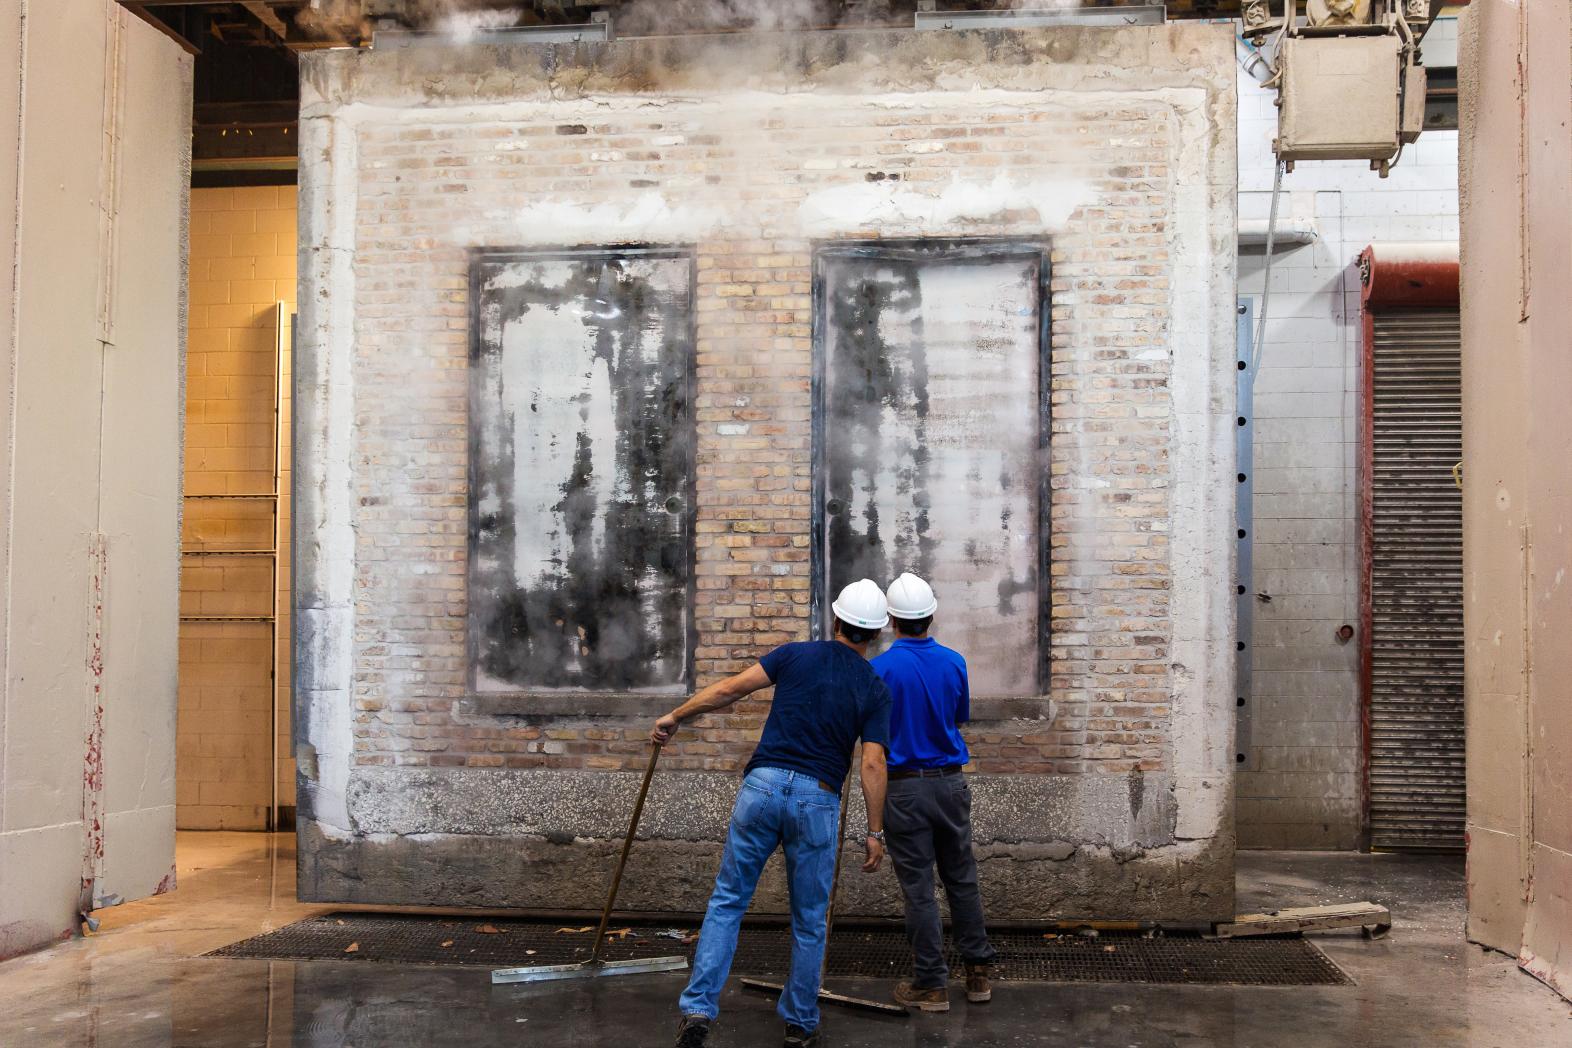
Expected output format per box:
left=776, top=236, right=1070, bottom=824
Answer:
left=831, top=602, right=889, bottom=630
left=888, top=600, right=937, bottom=620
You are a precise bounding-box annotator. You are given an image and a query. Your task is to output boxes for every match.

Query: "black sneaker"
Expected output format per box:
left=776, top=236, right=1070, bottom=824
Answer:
left=783, top=1024, right=821, bottom=1047
left=674, top=1015, right=710, bottom=1048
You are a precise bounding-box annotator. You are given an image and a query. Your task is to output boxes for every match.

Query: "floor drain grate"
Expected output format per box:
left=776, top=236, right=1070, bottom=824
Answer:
left=208, top=915, right=1352, bottom=987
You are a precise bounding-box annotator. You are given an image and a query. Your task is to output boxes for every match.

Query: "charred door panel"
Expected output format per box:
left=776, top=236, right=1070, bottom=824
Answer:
left=469, top=248, right=695, bottom=694
left=815, top=243, right=1047, bottom=696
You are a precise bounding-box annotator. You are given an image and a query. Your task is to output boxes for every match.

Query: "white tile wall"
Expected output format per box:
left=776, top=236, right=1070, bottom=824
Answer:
left=1236, top=66, right=1458, bottom=850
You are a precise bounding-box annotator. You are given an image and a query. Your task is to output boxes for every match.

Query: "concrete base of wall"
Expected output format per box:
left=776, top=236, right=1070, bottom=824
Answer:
left=298, top=767, right=1234, bottom=920
left=298, top=820, right=1232, bottom=921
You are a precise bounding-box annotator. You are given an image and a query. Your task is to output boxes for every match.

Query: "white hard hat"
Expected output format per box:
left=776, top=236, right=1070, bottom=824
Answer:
left=832, top=578, right=890, bottom=630
left=886, top=572, right=938, bottom=620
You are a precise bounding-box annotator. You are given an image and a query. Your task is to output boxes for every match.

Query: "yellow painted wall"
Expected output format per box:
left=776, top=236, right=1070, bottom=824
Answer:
left=179, top=185, right=296, bottom=830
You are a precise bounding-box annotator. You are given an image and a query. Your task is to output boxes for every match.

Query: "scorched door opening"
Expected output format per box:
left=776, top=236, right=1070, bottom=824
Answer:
left=813, top=240, right=1050, bottom=697
left=468, top=247, right=697, bottom=695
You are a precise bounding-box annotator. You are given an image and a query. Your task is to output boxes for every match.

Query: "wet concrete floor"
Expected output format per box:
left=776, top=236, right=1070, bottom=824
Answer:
left=0, top=834, right=1567, bottom=1047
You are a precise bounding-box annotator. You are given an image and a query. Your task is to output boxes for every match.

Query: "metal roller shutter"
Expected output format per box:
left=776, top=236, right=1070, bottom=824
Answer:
left=1368, top=309, right=1464, bottom=851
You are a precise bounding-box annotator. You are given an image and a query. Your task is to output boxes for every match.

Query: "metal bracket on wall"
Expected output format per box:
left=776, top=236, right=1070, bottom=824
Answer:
left=1236, top=299, right=1257, bottom=773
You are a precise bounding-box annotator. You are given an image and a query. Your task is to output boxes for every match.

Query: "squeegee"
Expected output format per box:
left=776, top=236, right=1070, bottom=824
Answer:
left=492, top=742, right=688, bottom=984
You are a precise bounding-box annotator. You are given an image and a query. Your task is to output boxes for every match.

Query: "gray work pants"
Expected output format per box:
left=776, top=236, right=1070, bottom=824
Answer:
left=884, top=772, right=997, bottom=989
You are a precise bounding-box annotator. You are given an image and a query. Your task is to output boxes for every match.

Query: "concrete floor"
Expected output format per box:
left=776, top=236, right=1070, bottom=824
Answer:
left=0, top=835, right=1566, bottom=1047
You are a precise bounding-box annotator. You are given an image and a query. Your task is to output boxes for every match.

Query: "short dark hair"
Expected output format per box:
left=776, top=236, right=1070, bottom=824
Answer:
left=892, top=615, right=931, bottom=637
left=834, top=616, right=881, bottom=645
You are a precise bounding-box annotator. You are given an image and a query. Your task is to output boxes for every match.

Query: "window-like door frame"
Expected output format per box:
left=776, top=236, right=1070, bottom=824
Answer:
left=808, top=238, right=1052, bottom=696
left=465, top=244, right=699, bottom=705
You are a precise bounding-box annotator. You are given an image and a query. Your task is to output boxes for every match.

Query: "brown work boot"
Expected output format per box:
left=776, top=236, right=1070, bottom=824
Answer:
left=673, top=1015, right=710, bottom=1047
left=964, top=963, right=993, bottom=1004
left=782, top=1023, right=821, bottom=1047
left=893, top=980, right=951, bottom=1012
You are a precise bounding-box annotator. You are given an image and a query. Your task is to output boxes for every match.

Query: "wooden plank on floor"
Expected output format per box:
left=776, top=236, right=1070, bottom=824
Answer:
left=1215, top=902, right=1392, bottom=938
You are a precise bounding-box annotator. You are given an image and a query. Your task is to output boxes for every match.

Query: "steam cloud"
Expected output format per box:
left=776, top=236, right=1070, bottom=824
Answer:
left=616, top=0, right=839, bottom=35
left=295, top=1, right=1115, bottom=42
left=432, top=5, right=523, bottom=42
left=296, top=0, right=842, bottom=39
left=295, top=1, right=521, bottom=41
left=293, top=0, right=369, bottom=39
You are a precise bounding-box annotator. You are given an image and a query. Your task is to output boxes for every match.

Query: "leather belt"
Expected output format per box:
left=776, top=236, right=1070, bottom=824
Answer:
left=819, top=780, right=837, bottom=793
left=889, top=766, right=962, bottom=781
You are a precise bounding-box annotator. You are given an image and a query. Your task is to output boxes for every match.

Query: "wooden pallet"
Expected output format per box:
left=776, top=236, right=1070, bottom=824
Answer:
left=1213, top=902, right=1392, bottom=939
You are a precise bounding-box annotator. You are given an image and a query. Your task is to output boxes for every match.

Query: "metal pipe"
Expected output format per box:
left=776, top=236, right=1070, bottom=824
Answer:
left=1237, top=36, right=1273, bottom=83
left=269, top=304, right=284, bottom=833
left=916, top=6, right=1166, bottom=29
left=373, top=23, right=610, bottom=49
left=1358, top=242, right=1461, bottom=309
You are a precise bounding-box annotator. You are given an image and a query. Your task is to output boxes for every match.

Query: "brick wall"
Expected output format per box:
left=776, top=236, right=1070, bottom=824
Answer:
left=296, top=27, right=1238, bottom=918
left=1235, top=73, right=1459, bottom=849
left=178, top=186, right=296, bottom=830
left=350, top=114, right=1179, bottom=779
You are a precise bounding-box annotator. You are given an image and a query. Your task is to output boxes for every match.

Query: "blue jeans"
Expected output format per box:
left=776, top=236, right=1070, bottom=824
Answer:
left=678, top=767, right=841, bottom=1031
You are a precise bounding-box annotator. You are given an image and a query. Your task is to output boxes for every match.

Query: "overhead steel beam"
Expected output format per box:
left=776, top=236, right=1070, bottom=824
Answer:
left=242, top=0, right=290, bottom=39
left=373, top=21, right=611, bottom=48
left=121, top=3, right=203, bottom=54
left=916, top=5, right=1166, bottom=29
left=130, top=1, right=305, bottom=6
left=120, top=0, right=351, bottom=49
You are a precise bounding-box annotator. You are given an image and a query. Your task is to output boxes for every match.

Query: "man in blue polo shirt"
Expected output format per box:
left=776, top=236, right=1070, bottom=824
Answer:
left=652, top=579, right=893, bottom=1048
left=872, top=572, right=997, bottom=1012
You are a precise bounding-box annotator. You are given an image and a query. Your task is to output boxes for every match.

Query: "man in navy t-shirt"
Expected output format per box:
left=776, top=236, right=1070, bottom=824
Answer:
left=871, top=572, right=998, bottom=1013
left=652, top=579, right=893, bottom=1048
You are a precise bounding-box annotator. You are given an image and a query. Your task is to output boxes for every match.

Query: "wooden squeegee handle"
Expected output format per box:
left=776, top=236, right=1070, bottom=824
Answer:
left=820, top=767, right=853, bottom=980
left=590, top=741, right=663, bottom=963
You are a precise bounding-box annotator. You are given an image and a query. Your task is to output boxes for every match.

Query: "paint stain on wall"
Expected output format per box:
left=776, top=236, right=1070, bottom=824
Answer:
left=820, top=246, right=1044, bottom=696
left=470, top=250, right=694, bottom=693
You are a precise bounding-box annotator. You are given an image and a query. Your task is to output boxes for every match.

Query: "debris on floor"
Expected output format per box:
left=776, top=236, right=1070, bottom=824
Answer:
left=1214, top=903, right=1393, bottom=940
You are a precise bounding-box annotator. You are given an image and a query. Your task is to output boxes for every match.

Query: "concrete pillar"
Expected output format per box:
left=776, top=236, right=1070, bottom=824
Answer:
left=0, top=0, right=190, bottom=959
left=1460, top=0, right=1572, bottom=1001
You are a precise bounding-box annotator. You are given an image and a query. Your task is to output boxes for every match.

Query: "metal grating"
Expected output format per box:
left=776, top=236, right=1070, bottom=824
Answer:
left=1368, top=309, right=1465, bottom=852
left=207, top=915, right=1351, bottom=987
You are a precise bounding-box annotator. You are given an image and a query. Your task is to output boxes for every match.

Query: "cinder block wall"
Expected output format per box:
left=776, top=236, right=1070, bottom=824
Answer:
left=295, top=27, right=1238, bottom=918
left=179, top=186, right=296, bottom=830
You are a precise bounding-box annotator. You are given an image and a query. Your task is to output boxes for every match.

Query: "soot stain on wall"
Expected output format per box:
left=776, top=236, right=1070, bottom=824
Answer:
left=825, top=256, right=933, bottom=594
left=819, top=245, right=1045, bottom=695
left=470, top=250, right=695, bottom=693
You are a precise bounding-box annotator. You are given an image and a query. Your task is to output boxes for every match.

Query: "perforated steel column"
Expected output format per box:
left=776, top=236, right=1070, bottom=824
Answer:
left=1236, top=300, right=1255, bottom=769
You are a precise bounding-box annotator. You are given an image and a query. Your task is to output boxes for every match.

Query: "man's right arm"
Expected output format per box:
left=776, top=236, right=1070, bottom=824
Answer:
left=650, top=663, right=772, bottom=744
left=859, top=742, right=888, bottom=873
left=955, top=657, right=971, bottom=726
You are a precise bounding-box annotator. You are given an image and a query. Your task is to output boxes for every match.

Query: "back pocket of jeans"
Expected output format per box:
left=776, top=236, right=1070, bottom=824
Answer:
left=799, top=798, right=839, bottom=849
left=735, top=780, right=769, bottom=827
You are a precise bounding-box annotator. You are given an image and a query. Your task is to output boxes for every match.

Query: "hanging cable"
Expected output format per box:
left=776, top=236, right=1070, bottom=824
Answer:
left=1252, top=157, right=1286, bottom=374
left=1248, top=0, right=1290, bottom=372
